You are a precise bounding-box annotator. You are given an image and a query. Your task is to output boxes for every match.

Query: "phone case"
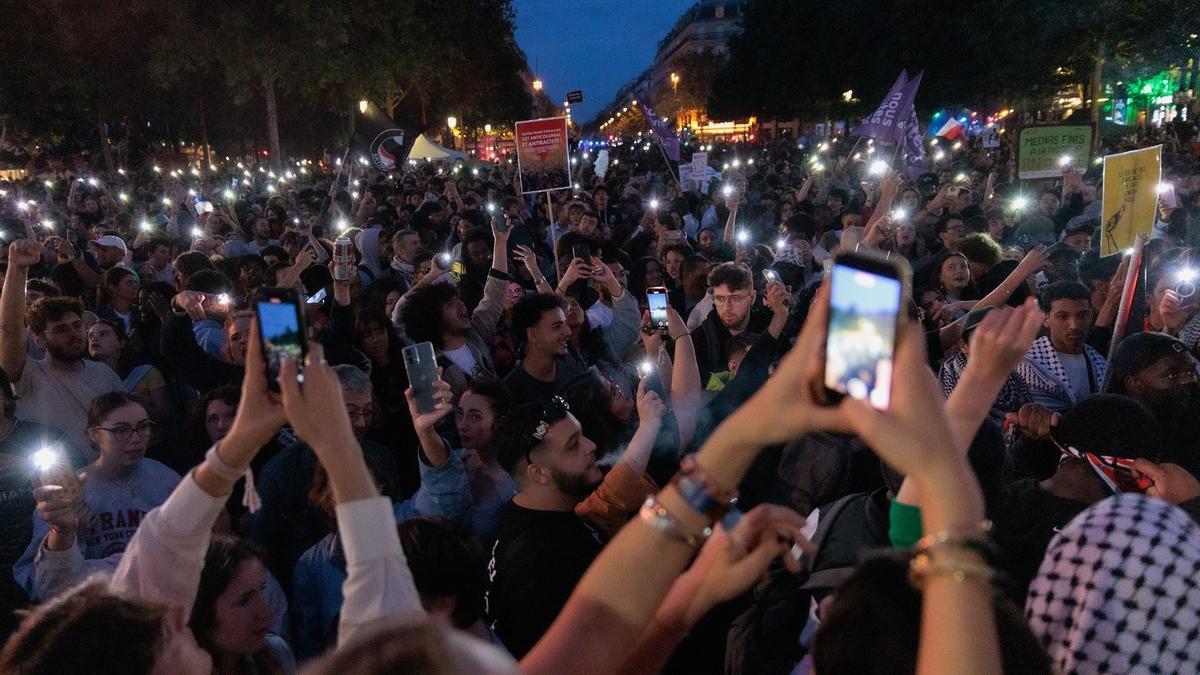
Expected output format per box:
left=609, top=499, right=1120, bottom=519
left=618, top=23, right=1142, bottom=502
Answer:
left=403, top=342, right=439, bottom=414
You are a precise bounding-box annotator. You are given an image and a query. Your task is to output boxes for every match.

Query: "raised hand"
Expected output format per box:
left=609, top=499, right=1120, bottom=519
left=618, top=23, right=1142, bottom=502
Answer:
left=964, top=300, right=1043, bottom=379
left=1004, top=403, right=1060, bottom=440
left=404, top=377, right=454, bottom=434
left=7, top=239, right=43, bottom=269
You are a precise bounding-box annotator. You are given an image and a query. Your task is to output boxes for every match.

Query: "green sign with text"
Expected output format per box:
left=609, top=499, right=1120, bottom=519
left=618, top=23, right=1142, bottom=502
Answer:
left=1018, top=125, right=1092, bottom=179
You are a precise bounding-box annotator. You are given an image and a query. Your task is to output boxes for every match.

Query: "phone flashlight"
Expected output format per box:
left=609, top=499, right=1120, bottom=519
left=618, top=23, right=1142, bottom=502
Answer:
left=31, top=447, right=58, bottom=472
left=1058, top=155, right=1072, bottom=168
left=162, top=197, right=172, bottom=206
left=737, top=231, right=749, bottom=244
left=723, top=185, right=734, bottom=197
left=638, top=360, right=654, bottom=377
left=87, top=177, right=99, bottom=187
left=1011, top=196, right=1028, bottom=211
left=868, top=159, right=888, bottom=176
left=439, top=252, right=453, bottom=266
left=487, top=202, right=496, bottom=214
left=191, top=227, right=204, bottom=238
left=892, top=208, right=908, bottom=220
left=118, top=192, right=130, bottom=202
left=336, top=219, right=350, bottom=231
left=217, top=293, right=232, bottom=306
left=764, top=269, right=779, bottom=282
left=1176, top=268, right=1198, bottom=299
left=776, top=237, right=787, bottom=250
left=649, top=199, right=660, bottom=210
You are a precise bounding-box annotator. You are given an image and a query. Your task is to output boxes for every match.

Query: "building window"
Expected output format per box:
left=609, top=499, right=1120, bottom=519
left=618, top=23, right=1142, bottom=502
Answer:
left=715, top=5, right=724, bottom=18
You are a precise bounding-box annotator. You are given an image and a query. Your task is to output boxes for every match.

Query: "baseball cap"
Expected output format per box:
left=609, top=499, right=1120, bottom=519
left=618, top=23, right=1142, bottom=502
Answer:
left=88, top=235, right=128, bottom=255
left=1013, top=215, right=1056, bottom=247
left=1108, top=333, right=1192, bottom=395
left=1063, top=214, right=1098, bottom=237
left=961, top=306, right=997, bottom=342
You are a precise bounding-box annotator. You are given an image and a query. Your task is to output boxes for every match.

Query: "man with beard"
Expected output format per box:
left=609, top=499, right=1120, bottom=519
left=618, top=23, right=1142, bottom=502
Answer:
left=485, top=396, right=656, bottom=658
left=1109, top=332, right=1200, bottom=476
left=690, top=262, right=773, bottom=382
left=0, top=239, right=122, bottom=454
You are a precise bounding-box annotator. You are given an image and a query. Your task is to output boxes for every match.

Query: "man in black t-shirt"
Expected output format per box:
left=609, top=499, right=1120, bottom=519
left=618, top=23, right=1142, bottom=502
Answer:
left=503, top=293, right=583, bottom=402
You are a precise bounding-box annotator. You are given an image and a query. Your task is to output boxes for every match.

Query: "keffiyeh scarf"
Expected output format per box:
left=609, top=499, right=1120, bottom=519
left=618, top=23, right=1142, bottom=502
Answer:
left=1026, top=494, right=1200, bottom=674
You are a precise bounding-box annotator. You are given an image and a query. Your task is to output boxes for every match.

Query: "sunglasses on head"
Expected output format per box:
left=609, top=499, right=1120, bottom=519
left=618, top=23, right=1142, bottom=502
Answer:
left=526, top=396, right=570, bottom=463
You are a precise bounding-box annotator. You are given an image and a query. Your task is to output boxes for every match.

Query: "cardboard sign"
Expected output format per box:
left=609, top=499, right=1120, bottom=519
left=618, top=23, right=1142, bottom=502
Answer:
left=979, top=126, right=1000, bottom=149
left=1018, top=125, right=1092, bottom=179
left=515, top=117, right=571, bottom=194
left=1100, top=145, right=1162, bottom=255
left=691, top=151, right=708, bottom=176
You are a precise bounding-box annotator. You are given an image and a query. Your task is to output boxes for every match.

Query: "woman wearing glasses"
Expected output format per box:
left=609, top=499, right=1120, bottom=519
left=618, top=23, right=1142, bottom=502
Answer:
left=13, top=391, right=179, bottom=601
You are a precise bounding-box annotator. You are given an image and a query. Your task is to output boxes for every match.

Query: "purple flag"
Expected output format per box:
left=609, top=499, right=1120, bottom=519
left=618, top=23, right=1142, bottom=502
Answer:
left=641, top=103, right=681, bottom=162
left=851, top=71, right=912, bottom=144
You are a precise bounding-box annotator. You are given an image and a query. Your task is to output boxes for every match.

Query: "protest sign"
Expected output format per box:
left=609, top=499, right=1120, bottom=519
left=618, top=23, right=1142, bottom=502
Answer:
left=565, top=90, right=584, bottom=104
left=515, top=117, right=571, bottom=194
left=1100, top=145, right=1162, bottom=255
left=979, top=126, right=1000, bottom=148
left=691, top=151, right=708, bottom=176
left=1017, top=125, right=1092, bottom=179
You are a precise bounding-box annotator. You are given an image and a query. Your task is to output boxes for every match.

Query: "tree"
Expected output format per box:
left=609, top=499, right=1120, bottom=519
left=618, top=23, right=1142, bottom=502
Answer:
left=657, top=49, right=727, bottom=125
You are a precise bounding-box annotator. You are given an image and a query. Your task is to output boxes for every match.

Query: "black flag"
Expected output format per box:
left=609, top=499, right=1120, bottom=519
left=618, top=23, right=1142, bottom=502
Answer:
left=353, top=102, right=423, bottom=172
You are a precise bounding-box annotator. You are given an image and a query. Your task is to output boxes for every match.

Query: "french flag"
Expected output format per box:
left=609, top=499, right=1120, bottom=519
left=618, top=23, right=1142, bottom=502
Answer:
left=935, top=116, right=965, bottom=140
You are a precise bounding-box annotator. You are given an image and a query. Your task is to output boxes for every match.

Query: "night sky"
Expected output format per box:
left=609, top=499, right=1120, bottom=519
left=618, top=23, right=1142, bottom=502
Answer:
left=512, top=0, right=697, bottom=123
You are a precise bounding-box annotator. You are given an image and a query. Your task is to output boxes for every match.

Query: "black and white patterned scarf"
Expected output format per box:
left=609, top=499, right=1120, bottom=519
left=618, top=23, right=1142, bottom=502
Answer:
left=1017, top=335, right=1108, bottom=407
left=1026, top=494, right=1200, bottom=674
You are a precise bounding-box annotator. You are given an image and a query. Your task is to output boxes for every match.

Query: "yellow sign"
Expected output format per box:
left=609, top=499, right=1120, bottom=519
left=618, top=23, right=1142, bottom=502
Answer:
left=1100, top=145, right=1162, bottom=255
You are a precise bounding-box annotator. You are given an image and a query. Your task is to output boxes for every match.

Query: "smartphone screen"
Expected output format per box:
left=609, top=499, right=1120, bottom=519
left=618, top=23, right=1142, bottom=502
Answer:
left=403, top=342, right=440, bottom=414
left=255, top=289, right=307, bottom=391
left=647, top=287, right=669, bottom=330
left=824, top=256, right=903, bottom=410
left=572, top=243, right=590, bottom=262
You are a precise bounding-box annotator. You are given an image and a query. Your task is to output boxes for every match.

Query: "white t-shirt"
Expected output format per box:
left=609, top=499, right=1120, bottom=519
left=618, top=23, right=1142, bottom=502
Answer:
left=442, top=344, right=479, bottom=377
left=13, top=356, right=123, bottom=455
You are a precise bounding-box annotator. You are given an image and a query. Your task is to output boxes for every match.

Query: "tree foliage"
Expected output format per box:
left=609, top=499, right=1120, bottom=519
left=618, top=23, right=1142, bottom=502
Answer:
left=0, top=0, right=532, bottom=153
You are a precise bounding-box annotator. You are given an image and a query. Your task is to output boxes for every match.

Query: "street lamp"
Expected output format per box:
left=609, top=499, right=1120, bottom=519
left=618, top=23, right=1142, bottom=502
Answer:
left=358, top=99, right=368, bottom=114
left=484, top=123, right=492, bottom=134
left=447, top=116, right=458, bottom=150
left=670, top=72, right=680, bottom=93
left=532, top=78, right=543, bottom=92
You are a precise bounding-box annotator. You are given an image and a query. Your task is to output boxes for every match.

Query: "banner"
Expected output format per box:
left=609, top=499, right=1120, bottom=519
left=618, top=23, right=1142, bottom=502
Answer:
left=852, top=71, right=921, bottom=144
left=640, top=103, right=680, bottom=162
left=1017, top=125, right=1092, bottom=179
left=1100, top=145, right=1162, bottom=255
left=515, top=116, right=571, bottom=194
left=353, top=102, right=422, bottom=172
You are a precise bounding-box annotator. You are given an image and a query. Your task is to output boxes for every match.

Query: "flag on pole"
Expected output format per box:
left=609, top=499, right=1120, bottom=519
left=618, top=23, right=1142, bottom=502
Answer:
left=903, top=106, right=928, bottom=181
left=353, top=101, right=424, bottom=172
left=639, top=103, right=680, bottom=162
left=934, top=116, right=965, bottom=140
left=851, top=71, right=917, bottom=144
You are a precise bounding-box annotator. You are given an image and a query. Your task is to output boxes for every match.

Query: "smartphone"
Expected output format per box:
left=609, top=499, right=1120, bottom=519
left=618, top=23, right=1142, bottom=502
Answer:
left=823, top=252, right=907, bottom=410
left=254, top=287, right=308, bottom=392
left=638, top=360, right=668, bottom=401
left=571, top=243, right=591, bottom=262
left=647, top=286, right=669, bottom=330
left=403, top=342, right=440, bottom=414
left=305, top=287, right=328, bottom=304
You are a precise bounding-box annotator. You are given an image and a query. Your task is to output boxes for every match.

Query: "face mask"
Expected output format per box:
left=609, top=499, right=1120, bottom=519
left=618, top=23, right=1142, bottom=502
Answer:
left=1143, top=382, right=1200, bottom=422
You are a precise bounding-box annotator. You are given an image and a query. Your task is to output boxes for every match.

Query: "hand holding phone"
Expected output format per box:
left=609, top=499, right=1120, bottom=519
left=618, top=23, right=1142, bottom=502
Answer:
left=647, top=286, right=670, bottom=330
left=823, top=252, right=907, bottom=410
left=403, top=342, right=441, bottom=414
left=255, top=288, right=308, bottom=392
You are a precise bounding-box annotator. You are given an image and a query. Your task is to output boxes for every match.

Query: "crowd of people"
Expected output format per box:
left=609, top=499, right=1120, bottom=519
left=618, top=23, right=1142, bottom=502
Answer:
left=0, top=119, right=1198, bottom=674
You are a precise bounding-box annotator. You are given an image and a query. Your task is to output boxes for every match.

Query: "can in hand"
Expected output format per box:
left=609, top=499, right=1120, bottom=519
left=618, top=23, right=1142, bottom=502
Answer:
left=333, top=236, right=353, bottom=281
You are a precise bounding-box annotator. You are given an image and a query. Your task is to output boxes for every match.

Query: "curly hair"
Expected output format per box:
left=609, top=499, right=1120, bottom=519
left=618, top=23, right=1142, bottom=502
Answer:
left=400, top=283, right=461, bottom=349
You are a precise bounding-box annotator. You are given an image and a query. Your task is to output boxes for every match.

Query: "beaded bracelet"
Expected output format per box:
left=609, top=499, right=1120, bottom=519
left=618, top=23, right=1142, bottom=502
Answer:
left=640, top=496, right=712, bottom=550
left=669, top=454, right=738, bottom=521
